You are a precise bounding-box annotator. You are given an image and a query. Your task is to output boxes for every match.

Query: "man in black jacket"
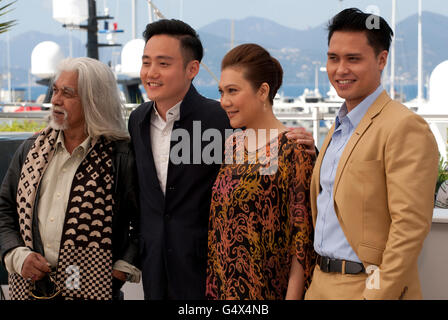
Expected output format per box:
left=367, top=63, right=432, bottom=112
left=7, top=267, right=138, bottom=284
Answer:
left=129, top=19, right=315, bottom=299
left=0, top=57, right=140, bottom=300
left=129, top=20, right=228, bottom=300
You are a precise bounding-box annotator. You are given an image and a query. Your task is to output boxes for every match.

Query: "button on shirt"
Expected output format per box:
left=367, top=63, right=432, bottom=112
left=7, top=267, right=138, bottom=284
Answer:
left=150, top=101, right=181, bottom=194
left=314, top=85, right=383, bottom=262
left=38, top=132, right=92, bottom=267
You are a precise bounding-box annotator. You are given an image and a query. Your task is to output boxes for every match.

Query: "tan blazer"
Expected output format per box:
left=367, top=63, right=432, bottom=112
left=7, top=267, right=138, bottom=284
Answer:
left=311, top=91, right=439, bottom=299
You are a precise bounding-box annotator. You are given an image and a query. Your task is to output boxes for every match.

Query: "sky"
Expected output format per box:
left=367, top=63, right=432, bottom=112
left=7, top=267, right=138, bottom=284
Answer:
left=4, top=0, right=448, bottom=45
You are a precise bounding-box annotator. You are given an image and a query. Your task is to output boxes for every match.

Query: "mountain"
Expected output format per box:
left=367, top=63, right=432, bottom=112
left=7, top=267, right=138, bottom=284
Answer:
left=0, top=31, right=118, bottom=88
left=393, top=11, right=448, bottom=83
left=197, top=12, right=448, bottom=87
left=197, top=17, right=328, bottom=86
left=0, top=32, right=83, bottom=86
left=1, top=12, right=448, bottom=90
left=199, top=16, right=328, bottom=51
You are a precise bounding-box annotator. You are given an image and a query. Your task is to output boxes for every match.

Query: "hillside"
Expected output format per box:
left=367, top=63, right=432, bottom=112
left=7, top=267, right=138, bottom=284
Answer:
left=1, top=12, right=447, bottom=89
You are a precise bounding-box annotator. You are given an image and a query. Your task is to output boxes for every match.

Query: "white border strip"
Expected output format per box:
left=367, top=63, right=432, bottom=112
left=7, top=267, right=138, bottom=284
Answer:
left=433, top=208, right=448, bottom=224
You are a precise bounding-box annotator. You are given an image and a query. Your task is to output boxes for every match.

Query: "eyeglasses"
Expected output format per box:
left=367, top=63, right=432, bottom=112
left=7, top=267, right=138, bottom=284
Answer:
left=29, top=272, right=62, bottom=300
left=52, top=86, right=79, bottom=99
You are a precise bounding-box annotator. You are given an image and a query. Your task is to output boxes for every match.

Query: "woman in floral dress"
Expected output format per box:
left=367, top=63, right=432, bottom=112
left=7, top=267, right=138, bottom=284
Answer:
left=206, top=43, right=316, bottom=300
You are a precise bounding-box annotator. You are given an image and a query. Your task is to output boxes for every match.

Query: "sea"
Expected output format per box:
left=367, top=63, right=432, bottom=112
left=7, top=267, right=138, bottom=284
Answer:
left=0, top=83, right=429, bottom=149
left=196, top=83, right=426, bottom=102
left=3, top=83, right=427, bottom=103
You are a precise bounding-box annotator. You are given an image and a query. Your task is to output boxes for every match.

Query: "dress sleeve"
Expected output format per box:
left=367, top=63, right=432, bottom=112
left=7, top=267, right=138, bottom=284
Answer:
left=287, top=142, right=316, bottom=291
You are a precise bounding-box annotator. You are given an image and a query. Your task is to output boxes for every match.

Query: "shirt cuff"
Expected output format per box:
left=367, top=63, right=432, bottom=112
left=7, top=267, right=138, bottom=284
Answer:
left=4, top=247, right=33, bottom=276
left=112, top=259, right=141, bottom=283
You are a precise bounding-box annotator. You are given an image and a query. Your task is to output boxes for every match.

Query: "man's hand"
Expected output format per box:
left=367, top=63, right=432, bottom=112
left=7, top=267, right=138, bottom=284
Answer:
left=21, top=252, right=51, bottom=281
left=285, top=127, right=316, bottom=157
left=112, top=269, right=128, bottom=282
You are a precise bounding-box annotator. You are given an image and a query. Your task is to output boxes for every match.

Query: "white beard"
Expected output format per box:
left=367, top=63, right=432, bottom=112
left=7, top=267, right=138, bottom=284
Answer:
left=47, top=107, right=69, bottom=131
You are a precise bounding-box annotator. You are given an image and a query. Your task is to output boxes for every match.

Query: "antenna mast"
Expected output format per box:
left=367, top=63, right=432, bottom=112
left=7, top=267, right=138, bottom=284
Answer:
left=390, top=0, right=396, bottom=100
left=417, top=0, right=423, bottom=103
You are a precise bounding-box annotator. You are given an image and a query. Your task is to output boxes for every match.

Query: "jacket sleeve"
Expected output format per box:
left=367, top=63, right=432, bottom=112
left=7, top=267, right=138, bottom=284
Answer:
left=0, top=139, right=34, bottom=264
left=363, top=114, right=439, bottom=299
left=114, top=142, right=141, bottom=269
left=287, top=143, right=316, bottom=292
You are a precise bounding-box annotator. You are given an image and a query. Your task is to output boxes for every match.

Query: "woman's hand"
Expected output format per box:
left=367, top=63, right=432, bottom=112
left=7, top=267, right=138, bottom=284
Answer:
left=285, top=257, right=305, bottom=300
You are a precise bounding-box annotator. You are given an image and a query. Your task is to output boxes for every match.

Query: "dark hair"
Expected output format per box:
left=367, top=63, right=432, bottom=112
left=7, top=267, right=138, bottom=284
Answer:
left=221, top=43, right=283, bottom=105
left=327, top=8, right=394, bottom=54
left=142, top=19, right=203, bottom=64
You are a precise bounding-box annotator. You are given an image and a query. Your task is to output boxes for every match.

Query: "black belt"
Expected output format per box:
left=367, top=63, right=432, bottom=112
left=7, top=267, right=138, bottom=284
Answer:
left=317, top=254, right=365, bottom=274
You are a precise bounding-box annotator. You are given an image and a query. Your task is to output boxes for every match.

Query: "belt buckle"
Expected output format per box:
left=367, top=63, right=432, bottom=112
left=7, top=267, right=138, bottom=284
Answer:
left=321, top=256, right=331, bottom=273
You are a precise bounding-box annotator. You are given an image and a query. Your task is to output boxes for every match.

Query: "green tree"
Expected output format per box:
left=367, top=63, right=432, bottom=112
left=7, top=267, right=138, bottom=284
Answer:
left=0, top=0, right=16, bottom=34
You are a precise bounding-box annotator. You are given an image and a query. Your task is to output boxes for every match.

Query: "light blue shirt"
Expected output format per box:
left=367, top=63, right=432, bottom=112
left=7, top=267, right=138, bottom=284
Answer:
left=314, top=85, right=383, bottom=262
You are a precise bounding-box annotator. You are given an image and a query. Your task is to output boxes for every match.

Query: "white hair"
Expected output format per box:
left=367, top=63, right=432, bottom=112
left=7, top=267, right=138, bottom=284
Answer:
left=54, top=57, right=129, bottom=141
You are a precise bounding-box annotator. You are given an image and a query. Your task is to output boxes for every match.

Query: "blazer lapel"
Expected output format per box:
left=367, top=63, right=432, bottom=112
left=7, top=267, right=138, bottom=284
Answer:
left=333, top=91, right=391, bottom=199
left=138, top=101, right=164, bottom=193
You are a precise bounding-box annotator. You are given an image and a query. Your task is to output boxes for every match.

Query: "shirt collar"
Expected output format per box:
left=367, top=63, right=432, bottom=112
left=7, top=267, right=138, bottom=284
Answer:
left=153, top=100, right=182, bottom=122
left=336, top=85, right=383, bottom=129
left=56, top=131, right=92, bottom=156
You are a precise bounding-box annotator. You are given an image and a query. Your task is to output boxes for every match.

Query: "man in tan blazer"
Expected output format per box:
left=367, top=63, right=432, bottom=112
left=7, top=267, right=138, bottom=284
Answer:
left=304, top=8, right=439, bottom=300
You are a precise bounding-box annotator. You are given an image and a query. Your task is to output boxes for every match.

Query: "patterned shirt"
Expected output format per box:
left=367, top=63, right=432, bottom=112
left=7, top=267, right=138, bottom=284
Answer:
left=206, top=131, right=316, bottom=299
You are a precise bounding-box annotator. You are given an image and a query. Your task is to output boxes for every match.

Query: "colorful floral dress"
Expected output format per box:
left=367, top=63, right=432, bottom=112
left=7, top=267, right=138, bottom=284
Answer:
left=206, top=130, right=316, bottom=300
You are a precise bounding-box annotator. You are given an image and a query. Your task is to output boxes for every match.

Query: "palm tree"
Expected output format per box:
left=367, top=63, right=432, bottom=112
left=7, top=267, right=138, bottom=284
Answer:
left=0, top=0, right=16, bottom=34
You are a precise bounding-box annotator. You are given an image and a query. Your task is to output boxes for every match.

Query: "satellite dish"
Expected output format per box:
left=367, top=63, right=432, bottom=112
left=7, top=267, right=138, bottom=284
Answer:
left=52, top=0, right=88, bottom=25
left=31, top=41, right=65, bottom=79
left=121, top=39, right=145, bottom=78
left=429, top=60, right=448, bottom=111
left=429, top=60, right=448, bottom=103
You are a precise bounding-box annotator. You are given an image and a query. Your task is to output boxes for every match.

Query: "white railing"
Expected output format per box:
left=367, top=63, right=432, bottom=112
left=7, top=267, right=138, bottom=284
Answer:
left=275, top=107, right=448, bottom=157
left=1, top=103, right=447, bottom=159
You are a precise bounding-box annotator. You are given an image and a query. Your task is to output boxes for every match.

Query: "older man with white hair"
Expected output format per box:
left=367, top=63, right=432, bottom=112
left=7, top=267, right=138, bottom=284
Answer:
left=0, top=57, right=140, bottom=300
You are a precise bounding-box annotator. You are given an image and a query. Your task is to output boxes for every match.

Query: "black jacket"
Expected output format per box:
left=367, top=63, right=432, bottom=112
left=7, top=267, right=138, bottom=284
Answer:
left=0, top=134, right=140, bottom=297
left=128, top=85, right=230, bottom=299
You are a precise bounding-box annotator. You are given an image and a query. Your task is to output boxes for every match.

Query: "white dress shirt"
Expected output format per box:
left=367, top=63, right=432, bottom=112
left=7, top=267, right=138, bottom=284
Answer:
left=150, top=101, right=181, bottom=194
